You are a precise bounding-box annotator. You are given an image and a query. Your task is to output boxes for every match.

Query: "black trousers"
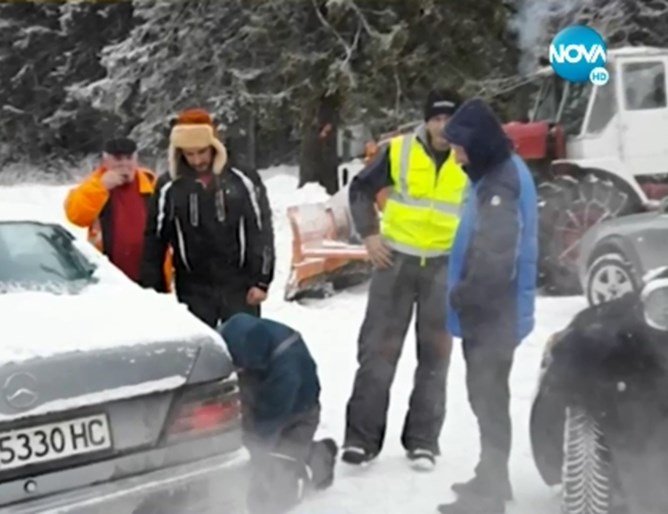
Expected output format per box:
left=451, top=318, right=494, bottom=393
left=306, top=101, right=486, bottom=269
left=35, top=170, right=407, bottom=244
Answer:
left=176, top=281, right=260, bottom=328
left=246, top=406, right=335, bottom=514
left=344, top=253, right=452, bottom=455
left=462, top=337, right=516, bottom=488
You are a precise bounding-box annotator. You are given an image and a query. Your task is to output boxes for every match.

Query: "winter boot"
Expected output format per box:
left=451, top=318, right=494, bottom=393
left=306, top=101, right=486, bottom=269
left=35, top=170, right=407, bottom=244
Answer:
left=451, top=474, right=513, bottom=502
left=308, top=438, right=338, bottom=491
left=406, top=448, right=436, bottom=472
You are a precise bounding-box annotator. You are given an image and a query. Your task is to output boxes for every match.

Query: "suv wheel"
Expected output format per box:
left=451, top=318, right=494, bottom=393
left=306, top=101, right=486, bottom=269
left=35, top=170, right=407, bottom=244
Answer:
left=586, top=253, right=639, bottom=306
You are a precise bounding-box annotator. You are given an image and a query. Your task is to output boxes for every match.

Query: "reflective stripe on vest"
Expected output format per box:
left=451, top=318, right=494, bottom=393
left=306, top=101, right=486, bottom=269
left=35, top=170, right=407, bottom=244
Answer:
left=381, top=128, right=468, bottom=256
left=392, top=134, right=461, bottom=215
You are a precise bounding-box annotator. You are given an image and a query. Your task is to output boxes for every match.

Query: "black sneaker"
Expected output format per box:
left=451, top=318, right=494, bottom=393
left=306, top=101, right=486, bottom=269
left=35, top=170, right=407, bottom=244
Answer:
left=341, top=446, right=375, bottom=465
left=451, top=475, right=513, bottom=502
left=406, top=448, right=436, bottom=471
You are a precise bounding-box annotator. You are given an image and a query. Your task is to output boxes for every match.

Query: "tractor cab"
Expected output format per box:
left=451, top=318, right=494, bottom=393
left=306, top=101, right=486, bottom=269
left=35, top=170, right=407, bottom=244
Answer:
left=502, top=68, right=591, bottom=166
left=528, top=47, right=668, bottom=294
left=530, top=70, right=591, bottom=136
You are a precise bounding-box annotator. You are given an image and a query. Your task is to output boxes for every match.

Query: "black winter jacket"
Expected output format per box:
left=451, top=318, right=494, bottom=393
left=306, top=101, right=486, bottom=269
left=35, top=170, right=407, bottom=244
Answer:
left=140, top=164, right=275, bottom=293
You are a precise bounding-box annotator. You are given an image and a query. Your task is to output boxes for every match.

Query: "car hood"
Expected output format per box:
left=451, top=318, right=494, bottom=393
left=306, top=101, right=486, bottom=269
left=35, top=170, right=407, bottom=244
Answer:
left=595, top=211, right=660, bottom=238
left=578, top=211, right=661, bottom=285
left=0, top=286, right=233, bottom=422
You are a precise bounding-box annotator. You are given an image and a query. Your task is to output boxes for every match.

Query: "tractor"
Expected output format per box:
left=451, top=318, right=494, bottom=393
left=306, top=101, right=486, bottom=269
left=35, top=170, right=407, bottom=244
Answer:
left=514, top=46, right=668, bottom=293
left=285, top=46, right=668, bottom=300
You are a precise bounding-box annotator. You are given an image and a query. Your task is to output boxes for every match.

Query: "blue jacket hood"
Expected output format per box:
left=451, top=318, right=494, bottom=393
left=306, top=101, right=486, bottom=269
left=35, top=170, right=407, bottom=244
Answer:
left=219, top=313, right=293, bottom=371
left=443, top=98, right=512, bottom=182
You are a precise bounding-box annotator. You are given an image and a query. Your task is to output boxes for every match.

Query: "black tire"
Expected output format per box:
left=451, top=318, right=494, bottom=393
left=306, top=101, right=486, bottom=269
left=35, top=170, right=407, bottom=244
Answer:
left=530, top=387, right=565, bottom=486
left=562, top=406, right=612, bottom=514
left=539, top=173, right=638, bottom=296
left=585, top=253, right=640, bottom=306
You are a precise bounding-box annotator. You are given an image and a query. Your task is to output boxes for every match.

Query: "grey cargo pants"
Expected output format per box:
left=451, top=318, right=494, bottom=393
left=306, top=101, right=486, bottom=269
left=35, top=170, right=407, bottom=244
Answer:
left=344, top=252, right=452, bottom=455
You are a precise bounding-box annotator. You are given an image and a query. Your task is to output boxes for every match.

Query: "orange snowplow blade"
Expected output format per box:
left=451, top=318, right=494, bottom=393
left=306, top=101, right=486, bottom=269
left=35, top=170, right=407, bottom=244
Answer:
left=284, top=186, right=389, bottom=301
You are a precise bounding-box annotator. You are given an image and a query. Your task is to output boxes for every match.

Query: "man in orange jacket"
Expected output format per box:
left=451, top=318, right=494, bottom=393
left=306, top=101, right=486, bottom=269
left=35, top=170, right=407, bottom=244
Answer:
left=64, top=138, right=171, bottom=286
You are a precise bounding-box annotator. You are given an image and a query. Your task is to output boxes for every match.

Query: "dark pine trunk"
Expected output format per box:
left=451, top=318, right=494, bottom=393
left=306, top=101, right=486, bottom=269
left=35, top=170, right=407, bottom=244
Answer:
left=298, top=93, right=340, bottom=195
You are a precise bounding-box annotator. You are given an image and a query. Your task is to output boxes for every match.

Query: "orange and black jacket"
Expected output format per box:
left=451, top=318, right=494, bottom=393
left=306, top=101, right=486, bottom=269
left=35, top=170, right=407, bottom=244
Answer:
left=64, top=167, right=173, bottom=288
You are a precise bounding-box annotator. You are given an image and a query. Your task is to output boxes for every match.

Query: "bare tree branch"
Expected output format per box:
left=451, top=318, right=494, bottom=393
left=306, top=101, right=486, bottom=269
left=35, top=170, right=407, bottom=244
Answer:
left=310, top=0, right=352, bottom=55
left=341, top=22, right=362, bottom=71
left=393, top=67, right=401, bottom=116
left=347, top=0, right=379, bottom=38
left=310, top=0, right=364, bottom=88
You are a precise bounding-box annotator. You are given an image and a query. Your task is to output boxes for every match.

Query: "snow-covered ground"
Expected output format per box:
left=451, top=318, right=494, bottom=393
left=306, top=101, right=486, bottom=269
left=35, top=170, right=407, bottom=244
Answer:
left=0, top=166, right=588, bottom=514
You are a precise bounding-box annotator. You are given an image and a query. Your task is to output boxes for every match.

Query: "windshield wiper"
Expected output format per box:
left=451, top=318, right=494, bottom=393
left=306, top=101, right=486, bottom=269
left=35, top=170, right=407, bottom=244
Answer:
left=39, top=264, right=69, bottom=280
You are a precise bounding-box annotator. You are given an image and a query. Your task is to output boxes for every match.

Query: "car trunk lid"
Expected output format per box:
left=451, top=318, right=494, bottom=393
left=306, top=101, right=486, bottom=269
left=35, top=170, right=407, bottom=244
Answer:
left=0, top=342, right=198, bottom=423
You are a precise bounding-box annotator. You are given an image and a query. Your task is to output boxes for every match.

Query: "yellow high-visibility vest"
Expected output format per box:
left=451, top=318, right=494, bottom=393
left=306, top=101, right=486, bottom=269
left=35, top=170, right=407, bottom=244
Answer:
left=381, top=129, right=468, bottom=257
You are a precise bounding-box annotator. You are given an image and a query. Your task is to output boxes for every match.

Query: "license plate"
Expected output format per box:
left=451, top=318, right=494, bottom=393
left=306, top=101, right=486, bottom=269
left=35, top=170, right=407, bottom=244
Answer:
left=0, top=414, right=112, bottom=471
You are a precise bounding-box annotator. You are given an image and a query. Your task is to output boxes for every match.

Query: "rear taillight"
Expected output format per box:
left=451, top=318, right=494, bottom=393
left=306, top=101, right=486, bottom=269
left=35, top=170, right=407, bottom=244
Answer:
left=164, top=379, right=241, bottom=442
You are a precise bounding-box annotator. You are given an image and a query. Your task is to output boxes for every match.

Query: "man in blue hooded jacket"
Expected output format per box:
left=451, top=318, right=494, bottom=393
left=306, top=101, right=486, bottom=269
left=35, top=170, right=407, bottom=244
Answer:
left=436, top=98, right=538, bottom=514
left=219, top=313, right=337, bottom=514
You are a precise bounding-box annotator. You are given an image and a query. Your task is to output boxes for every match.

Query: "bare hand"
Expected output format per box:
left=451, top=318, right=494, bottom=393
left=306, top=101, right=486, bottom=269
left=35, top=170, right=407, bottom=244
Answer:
left=246, top=287, right=268, bottom=306
left=101, top=170, right=128, bottom=190
left=364, top=234, right=393, bottom=269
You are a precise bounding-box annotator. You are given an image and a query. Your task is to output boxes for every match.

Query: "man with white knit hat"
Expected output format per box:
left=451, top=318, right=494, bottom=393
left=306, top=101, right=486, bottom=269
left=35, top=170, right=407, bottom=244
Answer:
left=140, top=108, right=275, bottom=327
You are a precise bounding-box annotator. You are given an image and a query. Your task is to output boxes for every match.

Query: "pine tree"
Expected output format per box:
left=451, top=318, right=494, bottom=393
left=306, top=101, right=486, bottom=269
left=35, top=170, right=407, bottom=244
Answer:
left=0, top=0, right=132, bottom=168
left=0, top=1, right=66, bottom=162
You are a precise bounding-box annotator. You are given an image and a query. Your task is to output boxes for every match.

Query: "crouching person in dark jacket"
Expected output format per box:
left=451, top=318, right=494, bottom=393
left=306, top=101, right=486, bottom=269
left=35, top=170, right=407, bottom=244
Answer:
left=436, top=99, right=538, bottom=514
left=219, top=313, right=337, bottom=514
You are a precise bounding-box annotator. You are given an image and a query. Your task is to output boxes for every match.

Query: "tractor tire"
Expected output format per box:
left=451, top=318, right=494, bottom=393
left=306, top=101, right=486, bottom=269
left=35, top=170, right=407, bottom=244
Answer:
left=539, top=173, right=638, bottom=295
left=562, top=406, right=613, bottom=514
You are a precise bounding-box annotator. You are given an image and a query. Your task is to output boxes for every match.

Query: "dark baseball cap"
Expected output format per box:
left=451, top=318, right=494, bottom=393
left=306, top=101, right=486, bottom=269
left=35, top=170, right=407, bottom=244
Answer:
left=103, top=137, right=137, bottom=156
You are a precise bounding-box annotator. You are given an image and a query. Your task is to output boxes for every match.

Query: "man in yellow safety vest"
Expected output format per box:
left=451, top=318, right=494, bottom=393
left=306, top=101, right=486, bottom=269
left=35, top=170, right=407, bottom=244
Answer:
left=342, top=89, right=468, bottom=471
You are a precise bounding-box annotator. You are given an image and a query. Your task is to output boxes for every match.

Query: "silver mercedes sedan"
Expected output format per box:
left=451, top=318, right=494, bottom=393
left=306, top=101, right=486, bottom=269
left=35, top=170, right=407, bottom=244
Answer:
left=0, top=215, right=247, bottom=513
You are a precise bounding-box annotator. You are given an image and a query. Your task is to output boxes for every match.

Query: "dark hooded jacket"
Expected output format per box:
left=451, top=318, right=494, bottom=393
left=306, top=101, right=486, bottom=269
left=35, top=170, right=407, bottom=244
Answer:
left=444, top=98, right=538, bottom=343
left=220, top=314, right=320, bottom=440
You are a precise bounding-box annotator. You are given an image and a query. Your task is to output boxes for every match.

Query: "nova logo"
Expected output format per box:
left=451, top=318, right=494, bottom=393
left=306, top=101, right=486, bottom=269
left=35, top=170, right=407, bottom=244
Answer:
left=549, top=25, right=608, bottom=85
left=549, top=44, right=606, bottom=64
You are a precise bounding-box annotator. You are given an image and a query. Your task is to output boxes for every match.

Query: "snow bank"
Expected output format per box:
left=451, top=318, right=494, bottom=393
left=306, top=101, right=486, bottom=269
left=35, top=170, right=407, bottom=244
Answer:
left=263, top=172, right=330, bottom=212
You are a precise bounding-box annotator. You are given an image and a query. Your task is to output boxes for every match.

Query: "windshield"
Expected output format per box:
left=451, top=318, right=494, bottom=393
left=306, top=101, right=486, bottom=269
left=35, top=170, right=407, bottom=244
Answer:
left=530, top=75, right=591, bottom=135
left=561, top=82, right=592, bottom=136
left=0, top=222, right=96, bottom=289
left=531, top=76, right=561, bottom=122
